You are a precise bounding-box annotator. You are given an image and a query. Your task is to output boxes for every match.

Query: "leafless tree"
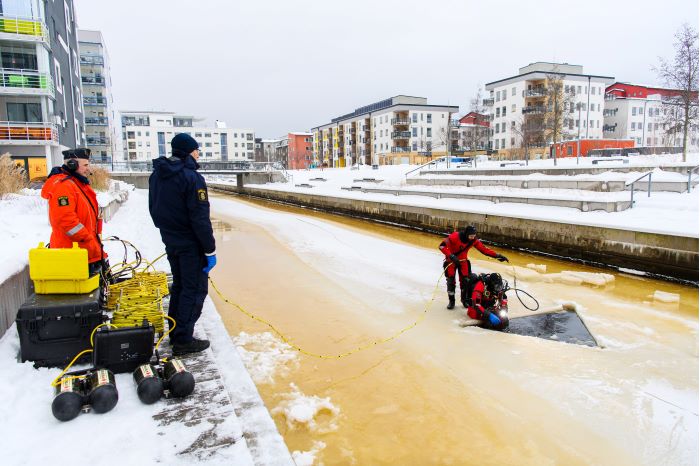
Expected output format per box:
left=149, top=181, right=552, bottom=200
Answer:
left=542, top=72, right=575, bottom=164
left=654, top=24, right=699, bottom=161
left=469, top=84, right=487, bottom=115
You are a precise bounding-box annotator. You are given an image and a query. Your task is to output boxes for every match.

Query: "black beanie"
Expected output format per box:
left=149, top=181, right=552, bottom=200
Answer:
left=465, top=225, right=477, bottom=236
left=171, top=133, right=199, bottom=154
left=62, top=147, right=91, bottom=160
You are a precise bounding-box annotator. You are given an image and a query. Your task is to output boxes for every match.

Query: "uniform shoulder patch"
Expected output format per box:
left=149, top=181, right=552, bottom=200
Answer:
left=197, top=189, right=208, bottom=202
left=57, top=196, right=69, bottom=207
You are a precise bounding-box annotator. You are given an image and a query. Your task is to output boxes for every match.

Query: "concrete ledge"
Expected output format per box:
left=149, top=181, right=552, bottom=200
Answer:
left=0, top=266, right=30, bottom=337
left=347, top=186, right=630, bottom=212
left=210, top=183, right=698, bottom=282
left=421, top=163, right=697, bottom=177
left=407, top=178, right=693, bottom=193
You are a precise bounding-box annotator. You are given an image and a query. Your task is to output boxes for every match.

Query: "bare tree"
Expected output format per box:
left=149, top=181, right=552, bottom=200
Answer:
left=542, top=72, right=575, bottom=165
left=470, top=84, right=486, bottom=115
left=654, top=24, right=699, bottom=162
left=512, top=117, right=546, bottom=166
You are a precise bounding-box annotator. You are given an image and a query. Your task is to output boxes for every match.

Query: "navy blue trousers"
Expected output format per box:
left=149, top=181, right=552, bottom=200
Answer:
left=166, top=247, right=208, bottom=345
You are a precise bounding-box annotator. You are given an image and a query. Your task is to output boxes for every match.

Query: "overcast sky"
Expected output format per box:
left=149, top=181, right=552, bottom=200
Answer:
left=73, top=0, right=698, bottom=138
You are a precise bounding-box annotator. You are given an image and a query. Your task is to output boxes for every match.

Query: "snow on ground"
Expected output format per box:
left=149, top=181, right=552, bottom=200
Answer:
left=207, top=152, right=699, bottom=237
left=0, top=189, right=292, bottom=465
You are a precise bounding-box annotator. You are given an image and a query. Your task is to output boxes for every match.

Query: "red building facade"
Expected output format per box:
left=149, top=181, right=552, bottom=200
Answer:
left=287, top=132, right=313, bottom=169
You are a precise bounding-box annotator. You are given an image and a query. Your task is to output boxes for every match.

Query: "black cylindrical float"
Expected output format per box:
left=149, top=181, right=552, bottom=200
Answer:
left=163, top=359, right=195, bottom=398
left=133, top=364, right=164, bottom=404
left=86, top=369, right=118, bottom=413
left=52, top=376, right=85, bottom=422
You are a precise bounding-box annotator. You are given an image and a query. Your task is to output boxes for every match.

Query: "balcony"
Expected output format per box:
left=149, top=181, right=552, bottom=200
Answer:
left=0, top=121, right=57, bottom=144
left=391, top=131, right=411, bottom=140
left=81, top=75, right=105, bottom=86
left=85, top=117, right=108, bottom=126
left=0, top=69, right=54, bottom=96
left=391, top=147, right=411, bottom=153
left=83, top=96, right=107, bottom=106
left=483, top=98, right=494, bottom=106
left=0, top=15, right=50, bottom=44
left=87, top=136, right=109, bottom=146
left=522, top=106, right=546, bottom=115
left=525, top=88, right=547, bottom=97
left=80, top=55, right=104, bottom=66
left=391, top=118, right=410, bottom=126
left=603, top=124, right=617, bottom=133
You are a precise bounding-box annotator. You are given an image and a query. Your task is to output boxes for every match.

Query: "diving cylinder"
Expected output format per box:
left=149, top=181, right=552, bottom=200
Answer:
left=133, top=364, right=164, bottom=404
left=52, top=377, right=85, bottom=422
left=86, top=369, right=118, bottom=413
left=162, top=359, right=195, bottom=398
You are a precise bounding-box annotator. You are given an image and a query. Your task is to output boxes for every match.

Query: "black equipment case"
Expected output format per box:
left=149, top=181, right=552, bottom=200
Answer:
left=16, top=290, right=104, bottom=367
left=92, top=323, right=155, bottom=374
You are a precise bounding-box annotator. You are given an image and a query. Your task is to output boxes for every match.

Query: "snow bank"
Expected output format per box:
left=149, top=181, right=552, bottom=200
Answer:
left=271, top=383, right=340, bottom=433
left=233, top=331, right=299, bottom=384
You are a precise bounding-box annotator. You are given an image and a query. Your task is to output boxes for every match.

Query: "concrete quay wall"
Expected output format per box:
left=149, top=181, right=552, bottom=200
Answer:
left=210, top=183, right=698, bottom=282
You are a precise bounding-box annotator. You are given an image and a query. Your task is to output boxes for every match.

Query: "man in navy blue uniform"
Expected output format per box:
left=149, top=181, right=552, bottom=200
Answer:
left=149, top=133, right=217, bottom=355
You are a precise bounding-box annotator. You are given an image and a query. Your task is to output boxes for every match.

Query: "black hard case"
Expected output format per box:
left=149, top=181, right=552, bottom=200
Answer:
left=16, top=290, right=104, bottom=367
left=92, top=324, right=155, bottom=374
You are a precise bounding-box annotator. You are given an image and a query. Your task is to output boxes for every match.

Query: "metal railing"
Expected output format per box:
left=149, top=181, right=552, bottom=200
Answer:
left=83, top=96, right=107, bottom=106
left=85, top=117, right=108, bottom=125
left=86, top=137, right=109, bottom=145
left=391, top=147, right=411, bottom=153
left=0, top=68, right=54, bottom=93
left=522, top=106, right=546, bottom=115
left=80, top=55, right=104, bottom=66
left=404, top=155, right=449, bottom=179
left=95, top=160, right=292, bottom=173
left=0, top=120, right=57, bottom=142
left=688, top=166, right=699, bottom=193
left=391, top=131, right=411, bottom=139
left=391, top=118, right=410, bottom=125
left=0, top=15, right=50, bottom=43
left=525, top=88, right=546, bottom=97
left=483, top=98, right=494, bottom=106
left=81, top=75, right=105, bottom=85
left=625, top=171, right=653, bottom=208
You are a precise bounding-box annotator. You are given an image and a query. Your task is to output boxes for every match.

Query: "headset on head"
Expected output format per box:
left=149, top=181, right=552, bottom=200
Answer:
left=65, top=157, right=79, bottom=172
left=63, top=148, right=91, bottom=173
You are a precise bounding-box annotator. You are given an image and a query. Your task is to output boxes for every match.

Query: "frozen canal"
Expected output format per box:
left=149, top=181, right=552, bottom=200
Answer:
left=208, top=194, right=698, bottom=466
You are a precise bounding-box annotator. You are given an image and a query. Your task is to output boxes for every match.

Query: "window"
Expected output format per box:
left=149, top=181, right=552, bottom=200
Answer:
left=157, top=132, right=166, bottom=156
left=501, top=122, right=505, bottom=132
left=570, top=102, right=575, bottom=113
left=427, top=128, right=432, bottom=137
left=590, top=103, right=594, bottom=111
left=195, top=132, right=202, bottom=137
left=127, top=131, right=135, bottom=139
left=495, top=125, right=500, bottom=134
left=511, top=104, right=516, bottom=113
left=502, top=106, right=506, bottom=116
left=412, top=127, right=417, bottom=137
left=205, top=133, right=211, bottom=138
left=501, top=138, right=505, bottom=148
left=7, top=102, right=41, bottom=122
left=495, top=92, right=500, bottom=102
left=637, top=122, right=643, bottom=129
left=631, top=122, right=636, bottom=131
left=496, top=108, right=501, bottom=117
left=577, top=86, right=582, bottom=94
left=512, top=87, right=516, bottom=96
left=412, top=142, right=417, bottom=151
left=412, top=113, right=417, bottom=123
left=648, top=123, right=652, bottom=132
left=427, top=114, right=432, bottom=123
left=632, top=107, right=637, bottom=116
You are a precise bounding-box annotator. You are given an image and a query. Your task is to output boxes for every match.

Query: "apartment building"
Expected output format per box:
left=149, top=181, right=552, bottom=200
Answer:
left=287, top=132, right=312, bottom=169
left=311, top=95, right=458, bottom=167
left=121, top=111, right=254, bottom=161
left=452, top=112, right=489, bottom=152
left=0, top=0, right=84, bottom=178
left=78, top=29, right=120, bottom=163
left=603, top=82, right=699, bottom=148
left=484, top=62, right=614, bottom=158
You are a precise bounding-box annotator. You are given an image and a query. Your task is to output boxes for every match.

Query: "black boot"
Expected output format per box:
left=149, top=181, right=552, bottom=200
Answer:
left=460, top=288, right=468, bottom=308
left=446, top=293, right=456, bottom=310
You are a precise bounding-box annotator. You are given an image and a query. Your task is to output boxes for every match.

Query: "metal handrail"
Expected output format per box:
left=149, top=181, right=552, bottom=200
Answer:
left=688, top=166, right=699, bottom=193
left=0, top=120, right=58, bottom=142
left=625, top=171, right=653, bottom=208
left=0, top=68, right=54, bottom=93
left=404, top=155, right=448, bottom=179
left=0, top=14, right=50, bottom=43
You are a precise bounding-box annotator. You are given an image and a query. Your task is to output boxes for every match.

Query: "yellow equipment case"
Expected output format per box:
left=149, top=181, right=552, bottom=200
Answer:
left=29, top=242, right=99, bottom=294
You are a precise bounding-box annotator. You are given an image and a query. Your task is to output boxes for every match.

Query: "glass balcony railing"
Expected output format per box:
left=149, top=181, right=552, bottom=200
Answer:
left=391, top=118, right=410, bottom=125
left=522, top=106, right=546, bottom=115
left=0, top=15, right=49, bottom=43
left=0, top=121, right=57, bottom=143
left=81, top=75, right=105, bottom=85
left=391, top=147, right=411, bottom=153
left=0, top=68, right=54, bottom=94
left=391, top=131, right=411, bottom=139
left=83, top=96, right=107, bottom=106
left=80, top=55, right=104, bottom=66
left=86, top=136, right=109, bottom=145
left=525, top=88, right=547, bottom=97
left=85, top=117, right=108, bottom=125
left=483, top=98, right=494, bottom=106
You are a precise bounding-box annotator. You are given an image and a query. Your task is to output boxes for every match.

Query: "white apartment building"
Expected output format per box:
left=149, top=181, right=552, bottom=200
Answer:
left=78, top=29, right=121, bottom=163
left=485, top=62, right=614, bottom=157
left=121, top=111, right=254, bottom=162
left=604, top=82, right=699, bottom=148
left=311, top=95, right=458, bottom=167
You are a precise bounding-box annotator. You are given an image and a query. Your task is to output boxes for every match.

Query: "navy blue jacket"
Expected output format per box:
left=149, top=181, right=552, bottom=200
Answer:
left=149, top=152, right=216, bottom=254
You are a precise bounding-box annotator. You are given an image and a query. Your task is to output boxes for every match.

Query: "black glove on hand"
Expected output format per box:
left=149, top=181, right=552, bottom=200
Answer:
left=449, top=254, right=460, bottom=264
left=496, top=254, right=509, bottom=262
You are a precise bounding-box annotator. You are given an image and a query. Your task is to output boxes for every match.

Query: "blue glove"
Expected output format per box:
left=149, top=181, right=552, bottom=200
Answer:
left=487, top=312, right=501, bottom=327
left=203, top=254, right=217, bottom=274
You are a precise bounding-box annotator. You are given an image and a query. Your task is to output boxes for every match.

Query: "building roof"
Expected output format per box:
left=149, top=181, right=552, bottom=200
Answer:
left=485, top=64, right=615, bottom=88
